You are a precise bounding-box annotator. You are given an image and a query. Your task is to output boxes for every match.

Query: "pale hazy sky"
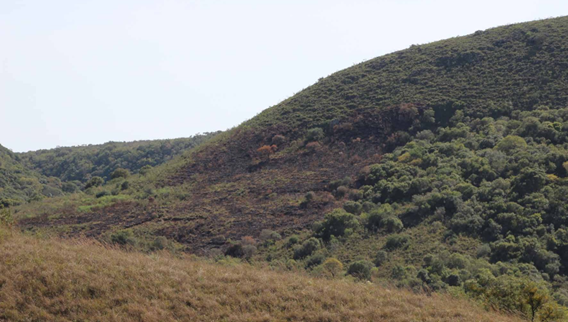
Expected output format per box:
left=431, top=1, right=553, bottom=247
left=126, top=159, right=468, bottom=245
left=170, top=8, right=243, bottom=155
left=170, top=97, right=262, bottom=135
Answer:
left=1, top=0, right=567, bottom=152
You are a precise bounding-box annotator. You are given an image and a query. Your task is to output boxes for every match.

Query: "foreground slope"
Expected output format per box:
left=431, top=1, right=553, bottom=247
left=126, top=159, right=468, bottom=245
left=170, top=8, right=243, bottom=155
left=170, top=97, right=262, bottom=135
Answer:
left=0, top=227, right=520, bottom=322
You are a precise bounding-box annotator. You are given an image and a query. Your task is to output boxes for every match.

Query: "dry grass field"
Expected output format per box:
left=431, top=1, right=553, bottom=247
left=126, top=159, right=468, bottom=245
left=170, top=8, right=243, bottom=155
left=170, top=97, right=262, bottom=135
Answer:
left=0, top=226, right=521, bottom=322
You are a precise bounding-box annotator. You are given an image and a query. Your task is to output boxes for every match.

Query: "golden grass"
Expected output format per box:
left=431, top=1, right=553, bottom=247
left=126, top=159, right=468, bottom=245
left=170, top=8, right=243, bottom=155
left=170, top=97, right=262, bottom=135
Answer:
left=0, top=228, right=521, bottom=322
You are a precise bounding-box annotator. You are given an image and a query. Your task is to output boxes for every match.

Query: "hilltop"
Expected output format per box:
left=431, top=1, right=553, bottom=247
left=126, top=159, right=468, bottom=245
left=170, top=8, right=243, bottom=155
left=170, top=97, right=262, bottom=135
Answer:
left=12, top=16, right=568, bottom=319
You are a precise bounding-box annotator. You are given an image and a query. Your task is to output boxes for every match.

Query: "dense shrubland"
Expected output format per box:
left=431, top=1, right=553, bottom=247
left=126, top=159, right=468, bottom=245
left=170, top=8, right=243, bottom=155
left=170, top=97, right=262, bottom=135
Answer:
left=0, top=145, right=63, bottom=207
left=254, top=104, right=568, bottom=320
left=18, top=133, right=219, bottom=184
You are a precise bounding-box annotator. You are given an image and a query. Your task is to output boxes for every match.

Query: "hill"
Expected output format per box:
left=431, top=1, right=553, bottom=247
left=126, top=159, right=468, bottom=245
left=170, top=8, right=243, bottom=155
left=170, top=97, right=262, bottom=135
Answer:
left=0, top=144, right=63, bottom=207
left=18, top=132, right=219, bottom=185
left=0, top=226, right=521, bottom=322
left=13, top=16, right=568, bottom=319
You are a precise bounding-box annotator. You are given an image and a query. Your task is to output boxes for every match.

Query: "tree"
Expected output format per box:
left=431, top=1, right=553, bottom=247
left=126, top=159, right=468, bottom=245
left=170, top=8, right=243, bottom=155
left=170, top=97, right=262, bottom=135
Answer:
left=293, top=238, right=321, bottom=259
left=495, top=135, right=527, bottom=153
left=512, top=168, right=547, bottom=196
left=111, top=168, right=130, bottom=179
left=322, top=258, right=343, bottom=277
left=315, top=209, right=359, bottom=241
left=347, top=260, right=373, bottom=280
left=84, top=176, right=104, bottom=189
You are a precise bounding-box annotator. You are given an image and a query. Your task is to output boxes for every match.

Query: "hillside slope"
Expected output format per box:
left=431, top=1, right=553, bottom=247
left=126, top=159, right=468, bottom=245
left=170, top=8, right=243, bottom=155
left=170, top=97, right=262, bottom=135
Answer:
left=0, top=227, right=520, bottom=322
left=18, top=132, right=219, bottom=184
left=24, top=15, right=566, bottom=246
left=0, top=144, right=63, bottom=207
left=14, top=16, right=568, bottom=318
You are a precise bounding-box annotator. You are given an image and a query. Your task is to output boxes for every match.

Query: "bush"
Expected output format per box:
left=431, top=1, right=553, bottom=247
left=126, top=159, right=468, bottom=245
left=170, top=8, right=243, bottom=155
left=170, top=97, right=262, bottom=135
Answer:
left=374, top=250, right=388, bottom=267
left=347, top=260, right=373, bottom=280
left=495, top=135, right=527, bottom=153
left=343, top=201, right=362, bottom=215
left=62, top=182, right=78, bottom=193
left=287, top=235, right=299, bottom=247
left=322, top=258, right=343, bottom=277
left=225, top=244, right=244, bottom=258
left=242, top=245, right=257, bottom=259
left=304, top=191, right=316, bottom=202
left=315, top=209, right=359, bottom=241
left=385, top=234, right=410, bottom=251
left=306, top=128, right=325, bottom=142
left=381, top=217, right=404, bottom=233
left=271, top=134, right=286, bottom=146
left=110, top=168, right=130, bottom=179
left=293, top=238, right=321, bottom=259
left=110, top=230, right=136, bottom=246
left=96, top=191, right=110, bottom=198
left=306, top=141, right=322, bottom=152
left=366, top=204, right=393, bottom=232
left=334, top=186, right=349, bottom=199
left=139, top=165, right=153, bottom=176
left=305, top=253, right=326, bottom=268
left=260, top=229, right=282, bottom=242
left=85, top=176, right=104, bottom=189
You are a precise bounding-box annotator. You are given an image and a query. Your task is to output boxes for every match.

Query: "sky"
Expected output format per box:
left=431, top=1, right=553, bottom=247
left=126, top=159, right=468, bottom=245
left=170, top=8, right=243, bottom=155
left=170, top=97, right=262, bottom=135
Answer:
left=1, top=0, right=567, bottom=152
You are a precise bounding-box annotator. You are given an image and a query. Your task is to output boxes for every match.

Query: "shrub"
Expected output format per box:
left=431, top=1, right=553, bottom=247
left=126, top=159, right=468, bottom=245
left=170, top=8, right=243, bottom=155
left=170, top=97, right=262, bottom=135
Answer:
left=417, top=269, right=431, bottom=284
left=385, top=234, right=410, bottom=251
left=495, top=135, right=527, bottom=153
left=293, top=238, right=320, bottom=259
left=110, top=168, right=130, bottom=180
left=110, top=230, right=136, bottom=246
left=315, top=209, right=359, bottom=241
left=476, top=244, right=491, bottom=258
left=348, top=260, right=373, bottom=280
left=242, top=245, right=257, bottom=259
left=257, top=145, right=274, bottom=159
left=306, top=141, right=322, bottom=152
left=150, top=236, right=169, bottom=251
left=121, top=181, right=130, bottom=190
left=446, top=273, right=461, bottom=286
left=305, top=253, right=326, bottom=268
left=304, top=191, right=316, bottom=202
left=139, top=165, right=153, bottom=175
left=343, top=201, right=362, bottom=215
left=306, top=128, right=325, bottom=142
left=260, top=229, right=282, bottom=242
left=381, top=217, right=404, bottom=233
left=225, top=244, right=244, bottom=258
left=374, top=250, right=388, bottom=267
left=287, top=235, right=299, bottom=247
left=271, top=134, right=286, bottom=146
left=322, top=258, right=343, bottom=277
left=62, top=182, right=78, bottom=193
left=96, top=191, right=110, bottom=198
left=241, top=236, right=256, bottom=246
left=85, top=176, right=104, bottom=189
left=334, top=186, right=349, bottom=199
left=362, top=201, right=376, bottom=213
left=348, top=190, right=363, bottom=201
left=366, top=204, right=393, bottom=232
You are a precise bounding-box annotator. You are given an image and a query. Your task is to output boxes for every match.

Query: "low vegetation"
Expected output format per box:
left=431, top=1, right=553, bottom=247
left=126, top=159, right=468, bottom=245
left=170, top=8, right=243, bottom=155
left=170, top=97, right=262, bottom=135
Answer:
left=0, top=226, right=521, bottom=322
